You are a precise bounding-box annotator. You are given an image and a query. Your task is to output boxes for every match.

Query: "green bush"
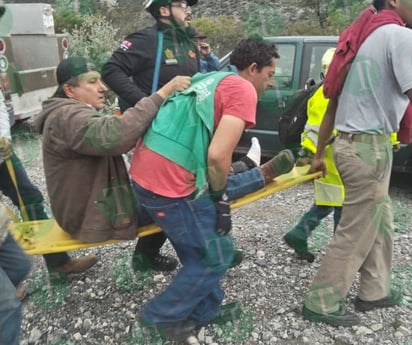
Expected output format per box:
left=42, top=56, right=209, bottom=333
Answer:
left=68, top=14, right=119, bottom=74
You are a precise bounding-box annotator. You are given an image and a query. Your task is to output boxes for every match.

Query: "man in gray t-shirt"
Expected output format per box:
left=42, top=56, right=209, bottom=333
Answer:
left=303, top=0, right=412, bottom=327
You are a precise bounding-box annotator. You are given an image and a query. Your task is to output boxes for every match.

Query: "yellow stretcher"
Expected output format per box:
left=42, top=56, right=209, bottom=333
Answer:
left=8, top=166, right=321, bottom=256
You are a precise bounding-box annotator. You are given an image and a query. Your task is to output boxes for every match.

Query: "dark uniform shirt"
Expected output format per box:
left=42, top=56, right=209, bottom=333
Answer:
left=102, top=22, right=200, bottom=110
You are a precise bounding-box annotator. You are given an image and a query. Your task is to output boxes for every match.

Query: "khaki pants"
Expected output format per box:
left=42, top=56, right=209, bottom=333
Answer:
left=305, top=134, right=394, bottom=314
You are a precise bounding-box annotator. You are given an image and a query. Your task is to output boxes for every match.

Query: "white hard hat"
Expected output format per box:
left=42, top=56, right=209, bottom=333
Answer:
left=322, top=48, right=336, bottom=76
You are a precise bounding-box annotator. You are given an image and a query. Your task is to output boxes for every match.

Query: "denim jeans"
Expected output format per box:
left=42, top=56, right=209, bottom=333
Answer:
left=226, top=167, right=265, bottom=200
left=0, top=233, right=31, bottom=345
left=0, top=155, right=70, bottom=268
left=133, top=182, right=235, bottom=326
left=132, top=167, right=264, bottom=260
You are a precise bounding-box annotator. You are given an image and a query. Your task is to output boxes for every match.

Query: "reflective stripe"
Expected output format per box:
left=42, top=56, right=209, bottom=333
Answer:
left=314, top=179, right=344, bottom=206
left=304, top=124, right=320, bottom=132
left=301, top=130, right=318, bottom=153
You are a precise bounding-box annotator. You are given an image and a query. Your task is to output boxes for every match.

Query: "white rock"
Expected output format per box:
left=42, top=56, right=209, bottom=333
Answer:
left=397, top=326, right=411, bottom=336
left=371, top=323, right=383, bottom=331
left=356, top=326, right=373, bottom=335
left=28, top=327, right=43, bottom=343
left=74, top=318, right=82, bottom=329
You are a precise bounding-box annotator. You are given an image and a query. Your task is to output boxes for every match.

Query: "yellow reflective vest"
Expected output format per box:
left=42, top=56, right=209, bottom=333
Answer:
left=301, top=86, right=343, bottom=207
left=301, top=86, right=399, bottom=207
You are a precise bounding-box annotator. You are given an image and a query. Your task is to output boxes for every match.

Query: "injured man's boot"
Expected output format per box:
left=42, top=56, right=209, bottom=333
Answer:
left=259, top=149, right=295, bottom=184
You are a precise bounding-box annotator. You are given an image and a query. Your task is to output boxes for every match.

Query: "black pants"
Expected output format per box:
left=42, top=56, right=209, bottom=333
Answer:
left=0, top=154, right=70, bottom=268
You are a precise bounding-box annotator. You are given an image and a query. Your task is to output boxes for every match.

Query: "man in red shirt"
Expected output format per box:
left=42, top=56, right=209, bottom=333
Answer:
left=130, top=38, right=279, bottom=342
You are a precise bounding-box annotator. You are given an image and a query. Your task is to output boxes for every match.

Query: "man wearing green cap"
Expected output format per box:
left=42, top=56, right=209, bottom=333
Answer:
left=36, top=56, right=190, bottom=245
left=103, top=0, right=201, bottom=272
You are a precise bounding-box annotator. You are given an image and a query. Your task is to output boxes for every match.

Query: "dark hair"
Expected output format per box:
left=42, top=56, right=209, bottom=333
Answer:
left=148, top=4, right=162, bottom=18
left=53, top=77, right=80, bottom=98
left=372, top=0, right=386, bottom=11
left=230, top=38, right=279, bottom=72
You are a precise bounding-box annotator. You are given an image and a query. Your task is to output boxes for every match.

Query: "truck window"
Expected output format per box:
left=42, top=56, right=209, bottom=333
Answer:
left=274, top=44, right=295, bottom=90
left=302, top=43, right=337, bottom=86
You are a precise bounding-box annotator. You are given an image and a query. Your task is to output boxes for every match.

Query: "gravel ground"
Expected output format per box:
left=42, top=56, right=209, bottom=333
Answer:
left=7, top=126, right=412, bottom=345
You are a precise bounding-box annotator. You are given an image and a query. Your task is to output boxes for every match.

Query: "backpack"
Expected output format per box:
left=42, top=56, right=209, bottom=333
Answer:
left=278, top=82, right=321, bottom=145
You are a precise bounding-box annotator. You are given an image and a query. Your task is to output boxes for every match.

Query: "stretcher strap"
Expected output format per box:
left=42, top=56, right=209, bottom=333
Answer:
left=6, top=159, right=30, bottom=222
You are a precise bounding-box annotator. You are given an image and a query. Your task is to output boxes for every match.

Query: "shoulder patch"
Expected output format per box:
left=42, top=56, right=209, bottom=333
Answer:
left=119, top=40, right=133, bottom=51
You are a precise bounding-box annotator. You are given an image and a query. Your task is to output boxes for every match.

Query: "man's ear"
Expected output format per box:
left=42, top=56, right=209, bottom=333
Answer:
left=388, top=0, right=399, bottom=9
left=247, top=62, right=258, bottom=75
left=63, top=84, right=75, bottom=99
left=159, top=5, right=170, bottom=16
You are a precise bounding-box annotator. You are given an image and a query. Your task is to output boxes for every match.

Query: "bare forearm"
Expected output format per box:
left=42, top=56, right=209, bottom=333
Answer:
left=207, top=157, right=231, bottom=192
left=315, top=97, right=337, bottom=159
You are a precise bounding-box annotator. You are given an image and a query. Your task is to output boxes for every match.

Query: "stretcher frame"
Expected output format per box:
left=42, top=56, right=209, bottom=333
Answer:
left=7, top=166, right=321, bottom=255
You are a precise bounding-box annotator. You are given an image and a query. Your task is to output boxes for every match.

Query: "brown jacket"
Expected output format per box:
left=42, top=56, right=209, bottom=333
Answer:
left=36, top=95, right=163, bottom=242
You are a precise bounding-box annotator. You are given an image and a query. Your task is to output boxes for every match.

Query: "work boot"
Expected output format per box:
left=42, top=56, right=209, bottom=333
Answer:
left=302, top=305, right=360, bottom=327
left=229, top=249, right=243, bottom=268
left=151, top=254, right=178, bottom=271
left=260, top=149, right=295, bottom=184
left=353, top=289, right=402, bottom=312
left=133, top=252, right=178, bottom=273
left=55, top=254, right=98, bottom=274
left=283, top=232, right=315, bottom=263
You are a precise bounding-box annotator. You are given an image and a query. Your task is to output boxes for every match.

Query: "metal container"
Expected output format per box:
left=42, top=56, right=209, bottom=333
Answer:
left=7, top=3, right=55, bottom=35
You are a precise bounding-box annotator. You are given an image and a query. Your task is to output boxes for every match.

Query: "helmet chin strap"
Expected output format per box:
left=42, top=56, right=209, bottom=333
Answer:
left=156, top=4, right=183, bottom=28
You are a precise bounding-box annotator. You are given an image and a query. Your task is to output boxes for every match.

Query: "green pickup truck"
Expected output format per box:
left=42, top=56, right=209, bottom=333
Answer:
left=220, top=35, right=412, bottom=174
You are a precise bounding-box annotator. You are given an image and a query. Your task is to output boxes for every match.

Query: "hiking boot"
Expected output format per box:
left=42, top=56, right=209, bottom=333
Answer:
left=229, top=249, right=243, bottom=268
left=283, top=233, right=315, bottom=263
left=133, top=253, right=178, bottom=272
left=260, top=149, right=295, bottom=184
left=353, top=289, right=402, bottom=312
left=54, top=254, right=98, bottom=274
left=302, top=305, right=360, bottom=327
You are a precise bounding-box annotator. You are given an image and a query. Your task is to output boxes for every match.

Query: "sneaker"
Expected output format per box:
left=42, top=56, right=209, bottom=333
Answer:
left=353, top=289, right=402, bottom=312
left=283, top=233, right=315, bottom=263
left=229, top=249, right=243, bottom=268
left=54, top=254, right=98, bottom=274
left=302, top=305, right=360, bottom=327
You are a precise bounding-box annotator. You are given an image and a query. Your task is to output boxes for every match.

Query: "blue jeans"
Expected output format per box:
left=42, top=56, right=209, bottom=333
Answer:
left=226, top=167, right=265, bottom=200
left=133, top=183, right=235, bottom=326
left=0, top=155, right=70, bottom=268
left=132, top=167, right=264, bottom=261
left=0, top=233, right=31, bottom=345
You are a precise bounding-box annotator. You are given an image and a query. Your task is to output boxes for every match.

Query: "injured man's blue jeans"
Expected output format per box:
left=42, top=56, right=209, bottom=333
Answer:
left=226, top=167, right=265, bottom=200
